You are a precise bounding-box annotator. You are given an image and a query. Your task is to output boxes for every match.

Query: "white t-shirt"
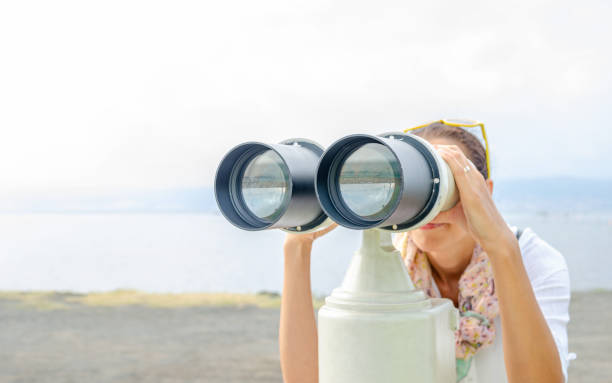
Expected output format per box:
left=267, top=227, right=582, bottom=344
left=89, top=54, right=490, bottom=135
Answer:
left=396, top=225, right=572, bottom=382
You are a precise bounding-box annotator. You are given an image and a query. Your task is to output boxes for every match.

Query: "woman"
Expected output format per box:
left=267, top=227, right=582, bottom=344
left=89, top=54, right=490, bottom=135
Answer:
left=279, top=122, right=571, bottom=383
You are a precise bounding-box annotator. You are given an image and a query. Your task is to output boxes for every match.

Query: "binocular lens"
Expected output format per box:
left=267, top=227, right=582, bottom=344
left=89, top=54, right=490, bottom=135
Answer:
left=241, top=150, right=291, bottom=222
left=338, top=143, right=401, bottom=220
left=215, top=139, right=328, bottom=232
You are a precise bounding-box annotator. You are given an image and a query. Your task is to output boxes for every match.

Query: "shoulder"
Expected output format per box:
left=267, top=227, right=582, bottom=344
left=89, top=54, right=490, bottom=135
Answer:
left=509, top=225, right=570, bottom=289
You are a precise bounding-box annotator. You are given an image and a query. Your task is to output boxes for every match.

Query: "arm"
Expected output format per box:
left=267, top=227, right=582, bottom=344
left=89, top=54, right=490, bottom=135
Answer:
left=279, top=240, right=318, bottom=383
left=488, top=238, right=566, bottom=383
left=279, top=223, right=337, bottom=383
left=434, top=144, right=565, bottom=383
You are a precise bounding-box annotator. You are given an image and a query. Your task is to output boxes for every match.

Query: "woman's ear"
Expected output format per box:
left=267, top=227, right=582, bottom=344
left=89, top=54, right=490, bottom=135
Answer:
left=485, top=178, right=494, bottom=196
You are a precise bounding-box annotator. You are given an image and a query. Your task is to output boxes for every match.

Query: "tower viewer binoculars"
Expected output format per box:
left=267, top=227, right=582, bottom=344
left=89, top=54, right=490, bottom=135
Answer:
left=214, top=132, right=458, bottom=233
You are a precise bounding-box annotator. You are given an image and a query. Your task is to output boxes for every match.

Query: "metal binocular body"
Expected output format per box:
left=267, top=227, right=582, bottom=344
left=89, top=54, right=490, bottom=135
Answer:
left=215, top=132, right=458, bottom=233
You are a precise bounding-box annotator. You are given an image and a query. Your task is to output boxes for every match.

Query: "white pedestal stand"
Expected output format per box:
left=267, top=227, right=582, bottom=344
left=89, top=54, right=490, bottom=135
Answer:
left=318, top=228, right=458, bottom=383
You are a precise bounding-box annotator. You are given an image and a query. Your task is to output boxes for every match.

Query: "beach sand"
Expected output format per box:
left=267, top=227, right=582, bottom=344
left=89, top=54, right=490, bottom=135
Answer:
left=0, top=290, right=609, bottom=382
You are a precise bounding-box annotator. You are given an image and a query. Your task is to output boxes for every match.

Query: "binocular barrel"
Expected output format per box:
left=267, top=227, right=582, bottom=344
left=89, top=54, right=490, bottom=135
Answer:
left=316, top=132, right=455, bottom=230
left=214, top=133, right=457, bottom=232
left=214, top=138, right=328, bottom=232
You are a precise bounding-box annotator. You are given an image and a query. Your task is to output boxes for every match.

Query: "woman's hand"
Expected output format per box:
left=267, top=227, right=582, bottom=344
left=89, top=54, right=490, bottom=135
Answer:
left=283, top=222, right=339, bottom=252
left=433, top=144, right=516, bottom=254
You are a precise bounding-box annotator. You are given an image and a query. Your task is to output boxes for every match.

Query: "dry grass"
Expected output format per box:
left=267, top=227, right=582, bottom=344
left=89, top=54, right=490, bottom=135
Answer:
left=0, top=290, right=325, bottom=310
left=0, top=291, right=68, bottom=310
left=66, top=289, right=284, bottom=308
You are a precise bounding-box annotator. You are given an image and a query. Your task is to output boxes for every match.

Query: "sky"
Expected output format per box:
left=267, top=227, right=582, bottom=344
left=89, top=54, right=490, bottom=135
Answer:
left=1, top=0, right=611, bottom=194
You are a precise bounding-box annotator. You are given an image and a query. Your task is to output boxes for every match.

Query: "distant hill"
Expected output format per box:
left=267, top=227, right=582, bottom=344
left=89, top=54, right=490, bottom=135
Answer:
left=0, top=177, right=610, bottom=214
left=493, top=177, right=612, bottom=214
left=0, top=188, right=218, bottom=214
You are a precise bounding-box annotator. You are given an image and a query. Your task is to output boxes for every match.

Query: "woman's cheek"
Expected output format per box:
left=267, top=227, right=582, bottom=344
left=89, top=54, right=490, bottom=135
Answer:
left=443, top=203, right=469, bottom=231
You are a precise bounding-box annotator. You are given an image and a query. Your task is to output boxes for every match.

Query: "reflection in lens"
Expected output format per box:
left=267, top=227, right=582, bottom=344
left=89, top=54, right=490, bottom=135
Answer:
left=339, top=143, right=401, bottom=219
left=241, top=150, right=290, bottom=221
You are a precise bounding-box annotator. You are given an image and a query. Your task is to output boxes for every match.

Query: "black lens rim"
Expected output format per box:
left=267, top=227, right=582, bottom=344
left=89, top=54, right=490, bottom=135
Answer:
left=329, top=140, right=376, bottom=226
left=216, top=142, right=294, bottom=230
left=215, top=139, right=328, bottom=232
left=317, top=135, right=405, bottom=229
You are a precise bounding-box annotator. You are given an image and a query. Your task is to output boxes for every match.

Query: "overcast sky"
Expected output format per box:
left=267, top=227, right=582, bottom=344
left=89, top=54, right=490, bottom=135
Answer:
left=1, top=0, right=611, bottom=193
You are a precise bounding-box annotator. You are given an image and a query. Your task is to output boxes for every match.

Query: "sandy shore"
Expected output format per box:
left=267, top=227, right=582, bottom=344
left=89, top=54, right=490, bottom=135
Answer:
left=0, top=290, right=609, bottom=383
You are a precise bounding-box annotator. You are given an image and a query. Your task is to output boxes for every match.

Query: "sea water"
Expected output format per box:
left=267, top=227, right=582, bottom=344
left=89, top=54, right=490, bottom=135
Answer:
left=0, top=212, right=609, bottom=294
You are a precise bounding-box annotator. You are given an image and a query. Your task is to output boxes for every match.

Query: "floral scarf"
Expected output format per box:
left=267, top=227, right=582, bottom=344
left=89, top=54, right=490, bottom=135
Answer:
left=397, top=232, right=499, bottom=380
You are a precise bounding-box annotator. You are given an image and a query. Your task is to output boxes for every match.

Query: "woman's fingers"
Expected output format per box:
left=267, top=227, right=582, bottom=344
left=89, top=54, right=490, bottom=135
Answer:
left=435, top=145, right=476, bottom=179
left=433, top=145, right=481, bottom=203
left=284, top=222, right=338, bottom=249
left=313, top=222, right=339, bottom=240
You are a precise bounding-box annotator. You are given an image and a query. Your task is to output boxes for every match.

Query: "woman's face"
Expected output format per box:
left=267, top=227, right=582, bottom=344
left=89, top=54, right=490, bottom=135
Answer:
left=409, top=137, right=488, bottom=266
